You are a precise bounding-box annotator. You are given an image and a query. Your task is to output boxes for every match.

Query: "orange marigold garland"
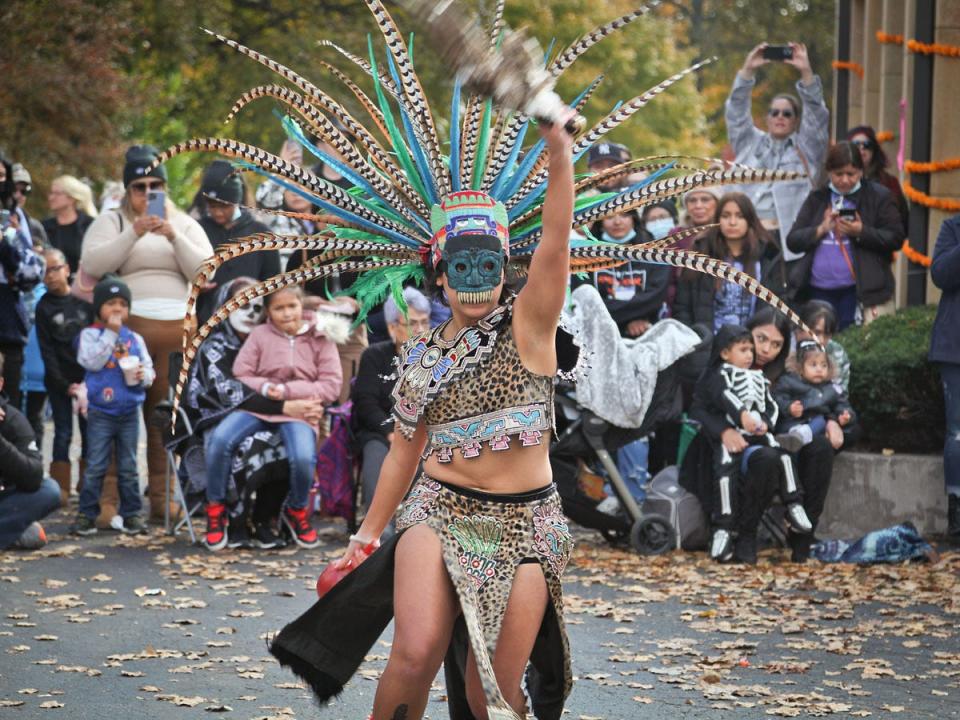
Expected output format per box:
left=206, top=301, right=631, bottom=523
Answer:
left=900, top=239, right=932, bottom=268
left=876, top=130, right=895, bottom=143
left=905, top=157, right=960, bottom=174
left=876, top=31, right=904, bottom=45
left=832, top=60, right=864, bottom=78
left=907, top=39, right=960, bottom=58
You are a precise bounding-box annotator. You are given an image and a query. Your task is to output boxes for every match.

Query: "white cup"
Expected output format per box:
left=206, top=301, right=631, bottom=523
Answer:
left=118, top=356, right=141, bottom=386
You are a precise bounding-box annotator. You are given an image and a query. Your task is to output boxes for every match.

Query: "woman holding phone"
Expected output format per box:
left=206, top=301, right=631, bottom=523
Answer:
left=786, top=141, right=904, bottom=330
left=80, top=144, right=212, bottom=522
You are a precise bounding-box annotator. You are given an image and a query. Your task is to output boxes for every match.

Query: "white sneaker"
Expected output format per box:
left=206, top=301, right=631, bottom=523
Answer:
left=789, top=424, right=813, bottom=447
left=710, top=529, right=734, bottom=561
left=786, top=503, right=813, bottom=532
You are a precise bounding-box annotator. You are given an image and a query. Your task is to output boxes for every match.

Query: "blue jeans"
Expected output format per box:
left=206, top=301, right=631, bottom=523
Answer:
left=79, top=407, right=141, bottom=520
left=205, top=411, right=316, bottom=510
left=0, top=477, right=60, bottom=549
left=941, top=362, right=960, bottom=496
left=48, top=390, right=87, bottom=463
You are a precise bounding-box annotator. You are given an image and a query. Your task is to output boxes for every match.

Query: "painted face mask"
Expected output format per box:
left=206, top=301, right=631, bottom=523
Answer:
left=444, top=247, right=504, bottom=305
left=228, top=297, right=263, bottom=335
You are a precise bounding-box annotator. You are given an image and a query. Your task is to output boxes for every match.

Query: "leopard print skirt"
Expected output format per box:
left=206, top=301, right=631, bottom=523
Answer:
left=396, top=474, right=574, bottom=719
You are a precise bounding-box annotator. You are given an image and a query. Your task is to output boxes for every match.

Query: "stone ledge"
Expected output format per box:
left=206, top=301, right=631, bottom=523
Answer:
left=817, top=451, right=947, bottom=539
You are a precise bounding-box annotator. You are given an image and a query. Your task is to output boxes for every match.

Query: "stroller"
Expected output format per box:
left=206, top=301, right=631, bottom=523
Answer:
left=550, top=364, right=684, bottom=555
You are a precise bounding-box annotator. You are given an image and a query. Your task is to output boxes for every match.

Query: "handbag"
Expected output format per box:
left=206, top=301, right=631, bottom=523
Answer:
left=71, top=210, right=126, bottom=302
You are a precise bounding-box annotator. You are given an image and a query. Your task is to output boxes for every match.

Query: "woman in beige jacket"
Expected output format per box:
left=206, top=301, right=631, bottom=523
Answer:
left=80, top=145, right=212, bottom=521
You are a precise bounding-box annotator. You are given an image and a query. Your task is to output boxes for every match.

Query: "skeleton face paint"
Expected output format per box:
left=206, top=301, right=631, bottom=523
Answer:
left=444, top=248, right=504, bottom=304
left=228, top=297, right=263, bottom=335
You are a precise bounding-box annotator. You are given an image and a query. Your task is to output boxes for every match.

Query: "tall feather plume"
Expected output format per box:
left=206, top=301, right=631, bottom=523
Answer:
left=171, top=256, right=411, bottom=428
left=152, top=138, right=421, bottom=245
left=364, top=0, right=449, bottom=196
left=490, top=0, right=506, bottom=47
left=573, top=154, right=732, bottom=195
left=317, top=59, right=393, bottom=142
left=507, top=58, right=715, bottom=208
left=569, top=243, right=818, bottom=339
left=179, top=233, right=418, bottom=351
left=230, top=84, right=429, bottom=228
left=548, top=6, right=655, bottom=78
left=510, top=168, right=807, bottom=248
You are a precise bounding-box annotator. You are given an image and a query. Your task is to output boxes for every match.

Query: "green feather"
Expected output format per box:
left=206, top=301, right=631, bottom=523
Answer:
left=471, top=99, right=494, bottom=190
left=343, top=262, right=426, bottom=325
left=367, top=36, right=430, bottom=204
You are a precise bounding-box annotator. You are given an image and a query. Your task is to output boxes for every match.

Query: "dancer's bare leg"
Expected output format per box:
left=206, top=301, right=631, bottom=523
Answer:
left=371, top=526, right=459, bottom=720
left=464, top=563, right=549, bottom=718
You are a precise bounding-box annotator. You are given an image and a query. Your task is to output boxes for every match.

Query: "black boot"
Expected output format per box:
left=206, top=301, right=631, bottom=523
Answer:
left=734, top=533, right=758, bottom=564
left=949, top=494, right=960, bottom=538
left=787, top=530, right=814, bottom=563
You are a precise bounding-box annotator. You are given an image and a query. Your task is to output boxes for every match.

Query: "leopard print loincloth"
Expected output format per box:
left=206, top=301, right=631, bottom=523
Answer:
left=396, top=475, right=573, bottom=719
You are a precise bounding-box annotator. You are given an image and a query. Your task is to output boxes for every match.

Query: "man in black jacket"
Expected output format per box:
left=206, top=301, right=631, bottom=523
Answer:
left=0, top=352, right=60, bottom=549
left=195, top=160, right=279, bottom=325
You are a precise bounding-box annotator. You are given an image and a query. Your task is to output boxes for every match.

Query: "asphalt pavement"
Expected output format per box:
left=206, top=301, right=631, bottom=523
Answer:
left=1, top=506, right=959, bottom=719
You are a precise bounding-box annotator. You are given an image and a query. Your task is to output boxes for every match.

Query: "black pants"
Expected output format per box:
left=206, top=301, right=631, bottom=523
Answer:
left=793, top=434, right=834, bottom=531
left=23, top=390, right=46, bottom=448
left=0, top=343, right=24, bottom=409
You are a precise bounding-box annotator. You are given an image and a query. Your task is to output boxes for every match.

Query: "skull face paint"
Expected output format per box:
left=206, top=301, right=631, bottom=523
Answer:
left=228, top=297, right=264, bottom=335
left=444, top=248, right=504, bottom=304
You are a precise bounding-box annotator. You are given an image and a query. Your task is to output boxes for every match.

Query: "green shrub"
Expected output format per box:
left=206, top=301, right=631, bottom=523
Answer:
left=838, top=304, right=943, bottom=454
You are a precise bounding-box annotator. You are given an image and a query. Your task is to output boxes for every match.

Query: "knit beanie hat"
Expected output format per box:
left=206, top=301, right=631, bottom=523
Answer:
left=93, top=275, right=132, bottom=317
left=123, top=145, right=167, bottom=188
left=200, top=160, right=243, bottom=204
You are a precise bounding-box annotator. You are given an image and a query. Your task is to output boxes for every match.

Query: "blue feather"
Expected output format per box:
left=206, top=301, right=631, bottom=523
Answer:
left=236, top=161, right=419, bottom=248
left=488, top=118, right=529, bottom=201
left=385, top=50, right=440, bottom=205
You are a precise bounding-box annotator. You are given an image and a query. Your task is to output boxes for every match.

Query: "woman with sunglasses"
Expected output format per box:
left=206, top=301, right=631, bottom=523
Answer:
left=724, top=42, right=830, bottom=267
left=846, top=126, right=909, bottom=228
left=80, top=144, right=213, bottom=522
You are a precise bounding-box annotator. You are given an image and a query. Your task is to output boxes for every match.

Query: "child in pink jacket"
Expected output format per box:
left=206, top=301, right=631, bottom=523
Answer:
left=203, top=287, right=342, bottom=551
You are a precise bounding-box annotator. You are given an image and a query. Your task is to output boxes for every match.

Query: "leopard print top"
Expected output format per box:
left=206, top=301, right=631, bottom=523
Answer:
left=391, top=299, right=555, bottom=462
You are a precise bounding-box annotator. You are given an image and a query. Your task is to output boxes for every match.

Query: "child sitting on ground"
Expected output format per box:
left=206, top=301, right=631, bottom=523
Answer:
left=774, top=339, right=857, bottom=451
left=699, top=324, right=812, bottom=561
left=203, top=286, right=342, bottom=551
left=70, top=277, right=154, bottom=536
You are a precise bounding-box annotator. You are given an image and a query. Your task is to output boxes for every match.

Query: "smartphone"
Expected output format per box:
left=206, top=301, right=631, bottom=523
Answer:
left=146, top=189, right=166, bottom=219
left=762, top=45, right=794, bottom=61
left=837, top=207, right=857, bottom=220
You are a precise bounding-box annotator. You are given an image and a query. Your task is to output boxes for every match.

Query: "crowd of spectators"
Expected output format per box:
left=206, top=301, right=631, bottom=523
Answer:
left=0, top=36, right=956, bottom=557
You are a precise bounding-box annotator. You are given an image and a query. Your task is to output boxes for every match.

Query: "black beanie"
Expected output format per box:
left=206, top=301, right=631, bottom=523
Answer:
left=93, top=275, right=133, bottom=317
left=123, top=144, right=168, bottom=188
left=200, top=160, right=243, bottom=204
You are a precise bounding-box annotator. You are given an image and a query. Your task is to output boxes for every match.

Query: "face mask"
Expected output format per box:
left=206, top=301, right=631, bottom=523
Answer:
left=443, top=248, right=504, bottom=304
left=829, top=180, right=862, bottom=196
left=645, top=218, right=673, bottom=241
left=231, top=206, right=242, bottom=222
left=228, top=297, right=263, bottom=335
left=601, top=229, right=636, bottom=245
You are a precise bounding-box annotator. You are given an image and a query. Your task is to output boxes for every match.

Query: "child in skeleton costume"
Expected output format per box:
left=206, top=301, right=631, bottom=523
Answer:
left=149, top=2, right=821, bottom=717
left=700, top=325, right=811, bottom=561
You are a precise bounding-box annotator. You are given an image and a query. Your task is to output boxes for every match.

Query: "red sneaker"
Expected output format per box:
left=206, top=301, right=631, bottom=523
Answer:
left=281, top=505, right=320, bottom=548
left=204, top=502, right=228, bottom=551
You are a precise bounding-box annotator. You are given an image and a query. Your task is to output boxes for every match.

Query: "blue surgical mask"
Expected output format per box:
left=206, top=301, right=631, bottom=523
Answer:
left=829, top=180, right=862, bottom=196
left=231, top=206, right=242, bottom=222
left=443, top=248, right=504, bottom=304
left=601, top=229, right=636, bottom=245
left=645, top=218, right=674, bottom=241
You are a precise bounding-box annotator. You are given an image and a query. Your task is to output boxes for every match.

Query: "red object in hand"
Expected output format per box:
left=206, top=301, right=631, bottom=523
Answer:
left=316, top=542, right=378, bottom=598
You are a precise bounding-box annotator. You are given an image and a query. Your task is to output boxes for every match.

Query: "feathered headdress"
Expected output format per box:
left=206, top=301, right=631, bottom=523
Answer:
left=153, top=0, right=815, bottom=423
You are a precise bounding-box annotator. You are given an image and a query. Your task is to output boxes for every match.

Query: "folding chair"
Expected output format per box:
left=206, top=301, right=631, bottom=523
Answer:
left=154, top=351, right=203, bottom=543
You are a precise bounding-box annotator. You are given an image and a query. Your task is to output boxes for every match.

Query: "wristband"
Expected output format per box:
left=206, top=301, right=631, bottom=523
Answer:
left=349, top=534, right=381, bottom=548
